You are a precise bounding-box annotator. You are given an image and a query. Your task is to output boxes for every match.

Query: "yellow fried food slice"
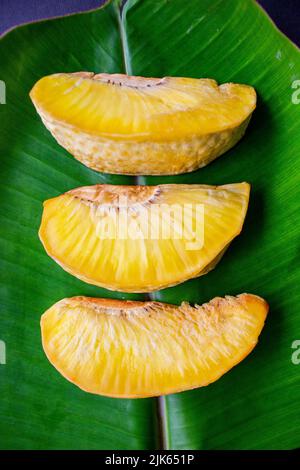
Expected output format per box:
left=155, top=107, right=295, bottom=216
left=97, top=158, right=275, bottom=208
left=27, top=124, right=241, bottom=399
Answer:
left=41, top=294, right=268, bottom=398
left=30, top=73, right=256, bottom=174
left=39, top=183, right=250, bottom=292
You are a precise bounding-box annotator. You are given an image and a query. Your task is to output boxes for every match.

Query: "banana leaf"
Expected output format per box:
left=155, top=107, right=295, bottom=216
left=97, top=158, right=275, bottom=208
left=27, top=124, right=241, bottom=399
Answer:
left=0, top=0, right=300, bottom=450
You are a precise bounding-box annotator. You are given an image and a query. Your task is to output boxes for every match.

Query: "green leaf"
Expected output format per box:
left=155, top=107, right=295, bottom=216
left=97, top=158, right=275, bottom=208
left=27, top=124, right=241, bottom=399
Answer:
left=1, top=0, right=300, bottom=450
left=0, top=1, right=156, bottom=450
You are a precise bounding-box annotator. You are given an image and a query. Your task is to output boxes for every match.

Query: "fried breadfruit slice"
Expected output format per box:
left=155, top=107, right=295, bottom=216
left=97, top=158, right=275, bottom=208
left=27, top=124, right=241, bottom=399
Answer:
left=30, top=73, right=256, bottom=175
left=39, top=183, right=250, bottom=292
left=41, top=294, right=268, bottom=398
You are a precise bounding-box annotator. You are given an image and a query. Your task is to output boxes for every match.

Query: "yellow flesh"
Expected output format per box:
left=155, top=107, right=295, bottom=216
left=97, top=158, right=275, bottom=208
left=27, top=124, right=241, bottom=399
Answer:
left=30, top=74, right=256, bottom=141
left=39, top=183, right=250, bottom=292
left=30, top=73, right=256, bottom=175
left=41, top=294, right=268, bottom=398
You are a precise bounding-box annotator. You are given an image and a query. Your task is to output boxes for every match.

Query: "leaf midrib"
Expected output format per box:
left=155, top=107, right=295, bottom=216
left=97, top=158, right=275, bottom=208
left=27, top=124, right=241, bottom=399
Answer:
left=117, top=0, right=169, bottom=450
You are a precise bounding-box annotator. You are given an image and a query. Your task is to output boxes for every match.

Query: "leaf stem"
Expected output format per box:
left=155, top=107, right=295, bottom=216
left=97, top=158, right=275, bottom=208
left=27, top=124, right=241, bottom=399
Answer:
left=157, top=395, right=170, bottom=450
left=117, top=0, right=140, bottom=186
left=117, top=0, right=132, bottom=75
left=147, top=293, right=170, bottom=450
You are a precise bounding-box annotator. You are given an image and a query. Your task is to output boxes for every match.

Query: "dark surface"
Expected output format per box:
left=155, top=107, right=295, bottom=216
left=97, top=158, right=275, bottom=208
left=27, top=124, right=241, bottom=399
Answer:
left=1, top=0, right=300, bottom=47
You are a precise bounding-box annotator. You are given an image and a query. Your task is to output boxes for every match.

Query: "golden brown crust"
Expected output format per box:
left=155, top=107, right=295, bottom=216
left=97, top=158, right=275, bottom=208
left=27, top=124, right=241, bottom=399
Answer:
left=66, top=184, right=160, bottom=206
left=68, top=296, right=153, bottom=310
left=55, top=293, right=269, bottom=315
